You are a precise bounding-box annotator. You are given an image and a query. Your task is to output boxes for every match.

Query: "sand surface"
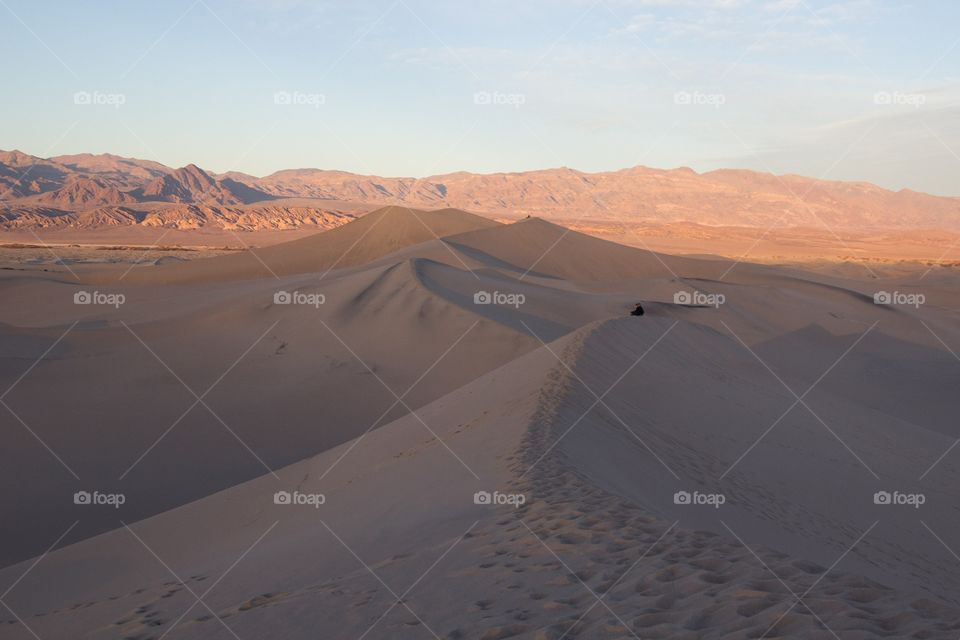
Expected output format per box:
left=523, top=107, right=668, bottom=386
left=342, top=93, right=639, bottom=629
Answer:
left=1, top=207, right=959, bottom=639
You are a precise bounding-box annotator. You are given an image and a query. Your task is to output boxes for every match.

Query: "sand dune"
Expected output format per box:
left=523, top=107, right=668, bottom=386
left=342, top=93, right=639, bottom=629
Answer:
left=1, top=207, right=959, bottom=638
left=0, top=209, right=648, bottom=566
left=84, top=206, right=497, bottom=285
left=0, top=243, right=545, bottom=565
left=445, top=217, right=681, bottom=281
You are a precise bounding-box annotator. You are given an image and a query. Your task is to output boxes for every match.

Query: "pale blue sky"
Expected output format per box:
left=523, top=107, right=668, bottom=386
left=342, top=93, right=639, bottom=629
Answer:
left=1, top=0, right=958, bottom=194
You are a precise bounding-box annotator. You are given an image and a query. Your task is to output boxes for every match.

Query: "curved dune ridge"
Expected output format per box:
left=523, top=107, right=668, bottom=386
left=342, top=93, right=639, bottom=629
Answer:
left=443, top=216, right=692, bottom=282
left=90, top=206, right=500, bottom=285
left=1, top=207, right=959, bottom=638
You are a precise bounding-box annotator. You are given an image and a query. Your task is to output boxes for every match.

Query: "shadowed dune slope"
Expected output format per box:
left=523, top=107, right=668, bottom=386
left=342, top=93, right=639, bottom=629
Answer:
left=0, top=253, right=546, bottom=567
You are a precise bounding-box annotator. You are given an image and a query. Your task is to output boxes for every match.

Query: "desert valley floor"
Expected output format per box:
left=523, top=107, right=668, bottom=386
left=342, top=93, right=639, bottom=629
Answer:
left=1, top=207, right=959, bottom=639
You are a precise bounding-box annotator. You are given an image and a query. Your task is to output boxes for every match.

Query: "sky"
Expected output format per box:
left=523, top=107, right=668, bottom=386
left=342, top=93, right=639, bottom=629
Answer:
left=1, top=0, right=958, bottom=195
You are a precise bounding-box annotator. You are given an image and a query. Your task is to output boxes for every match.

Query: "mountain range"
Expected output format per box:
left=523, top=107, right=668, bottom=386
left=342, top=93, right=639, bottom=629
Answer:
left=1, top=149, right=958, bottom=233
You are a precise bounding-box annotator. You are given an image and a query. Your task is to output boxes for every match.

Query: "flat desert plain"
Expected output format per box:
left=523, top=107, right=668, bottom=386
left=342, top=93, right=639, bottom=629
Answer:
left=1, top=206, right=959, bottom=639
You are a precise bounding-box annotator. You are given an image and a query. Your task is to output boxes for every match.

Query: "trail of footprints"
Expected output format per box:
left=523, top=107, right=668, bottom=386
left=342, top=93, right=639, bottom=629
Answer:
left=469, top=463, right=960, bottom=639
left=467, top=348, right=960, bottom=640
